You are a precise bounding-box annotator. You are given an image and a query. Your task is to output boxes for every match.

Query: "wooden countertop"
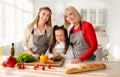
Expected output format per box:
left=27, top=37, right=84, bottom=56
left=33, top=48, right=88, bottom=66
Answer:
left=0, top=56, right=120, bottom=77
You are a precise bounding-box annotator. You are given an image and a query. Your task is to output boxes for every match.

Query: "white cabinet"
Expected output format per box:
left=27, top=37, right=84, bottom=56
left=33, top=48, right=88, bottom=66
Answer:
left=80, top=9, right=107, bottom=26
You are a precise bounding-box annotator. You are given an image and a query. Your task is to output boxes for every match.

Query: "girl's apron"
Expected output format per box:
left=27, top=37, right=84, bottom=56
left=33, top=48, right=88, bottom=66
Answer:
left=69, top=23, right=96, bottom=60
left=29, top=29, right=49, bottom=55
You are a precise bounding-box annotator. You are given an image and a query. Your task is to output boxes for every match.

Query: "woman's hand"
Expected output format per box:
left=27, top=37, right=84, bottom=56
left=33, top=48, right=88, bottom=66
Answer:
left=53, top=52, right=61, bottom=58
left=32, top=54, right=39, bottom=59
left=27, top=49, right=39, bottom=59
left=71, top=58, right=82, bottom=64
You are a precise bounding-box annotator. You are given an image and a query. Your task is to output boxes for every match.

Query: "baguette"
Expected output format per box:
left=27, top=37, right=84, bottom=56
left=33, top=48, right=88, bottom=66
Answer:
left=65, top=63, right=106, bottom=74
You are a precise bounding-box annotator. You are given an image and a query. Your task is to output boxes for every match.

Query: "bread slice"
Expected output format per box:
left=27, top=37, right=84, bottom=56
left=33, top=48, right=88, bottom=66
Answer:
left=65, top=63, right=106, bottom=74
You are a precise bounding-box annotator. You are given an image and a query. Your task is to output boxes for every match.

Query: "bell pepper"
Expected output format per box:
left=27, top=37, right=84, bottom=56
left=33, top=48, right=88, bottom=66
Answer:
left=40, top=54, right=48, bottom=63
left=2, top=56, right=17, bottom=67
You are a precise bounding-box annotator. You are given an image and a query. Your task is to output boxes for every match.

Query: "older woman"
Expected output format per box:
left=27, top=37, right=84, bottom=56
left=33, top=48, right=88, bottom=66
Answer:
left=63, top=6, right=98, bottom=63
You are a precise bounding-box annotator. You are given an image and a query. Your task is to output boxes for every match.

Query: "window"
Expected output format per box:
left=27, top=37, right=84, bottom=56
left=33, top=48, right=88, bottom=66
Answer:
left=0, top=0, right=34, bottom=45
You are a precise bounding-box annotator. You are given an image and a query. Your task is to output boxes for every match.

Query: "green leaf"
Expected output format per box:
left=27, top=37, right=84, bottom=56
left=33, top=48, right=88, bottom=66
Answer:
left=16, top=52, right=36, bottom=63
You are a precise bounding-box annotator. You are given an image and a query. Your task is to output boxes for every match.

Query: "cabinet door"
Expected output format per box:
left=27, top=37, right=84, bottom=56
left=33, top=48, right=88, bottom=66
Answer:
left=81, top=9, right=87, bottom=21
left=90, top=9, right=96, bottom=24
left=80, top=8, right=106, bottom=26
left=98, top=9, right=106, bottom=25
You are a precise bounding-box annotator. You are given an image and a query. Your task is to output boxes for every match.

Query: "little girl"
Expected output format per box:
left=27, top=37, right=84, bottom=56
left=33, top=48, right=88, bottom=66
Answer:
left=46, top=25, right=74, bottom=59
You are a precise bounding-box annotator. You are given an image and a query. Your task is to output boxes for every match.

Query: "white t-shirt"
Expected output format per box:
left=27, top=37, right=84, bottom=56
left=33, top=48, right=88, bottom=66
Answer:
left=46, top=41, right=74, bottom=59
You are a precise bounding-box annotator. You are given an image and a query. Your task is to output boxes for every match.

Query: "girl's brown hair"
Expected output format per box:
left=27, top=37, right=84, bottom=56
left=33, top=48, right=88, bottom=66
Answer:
left=49, top=25, right=69, bottom=54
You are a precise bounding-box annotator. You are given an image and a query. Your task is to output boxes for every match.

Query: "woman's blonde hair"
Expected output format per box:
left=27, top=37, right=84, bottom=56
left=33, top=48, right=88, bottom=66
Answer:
left=28, top=6, right=52, bottom=29
left=63, top=6, right=82, bottom=28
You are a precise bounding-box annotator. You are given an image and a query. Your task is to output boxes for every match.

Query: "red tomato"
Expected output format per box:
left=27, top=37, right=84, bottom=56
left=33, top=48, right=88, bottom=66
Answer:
left=41, top=66, right=45, bottom=70
left=17, top=65, right=21, bottom=69
left=33, top=66, right=37, bottom=70
left=47, top=64, right=51, bottom=69
left=21, top=64, right=25, bottom=69
left=34, top=63, right=39, bottom=68
left=17, top=64, right=21, bottom=69
left=50, top=57, right=53, bottom=60
left=17, top=64, right=25, bottom=69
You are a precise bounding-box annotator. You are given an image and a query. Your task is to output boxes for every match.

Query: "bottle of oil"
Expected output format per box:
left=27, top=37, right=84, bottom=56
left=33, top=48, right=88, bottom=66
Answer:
left=10, top=43, right=15, bottom=56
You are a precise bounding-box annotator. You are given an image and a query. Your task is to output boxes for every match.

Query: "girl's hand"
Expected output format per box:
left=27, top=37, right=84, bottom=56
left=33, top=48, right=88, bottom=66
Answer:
left=53, top=52, right=61, bottom=58
left=71, top=58, right=82, bottom=64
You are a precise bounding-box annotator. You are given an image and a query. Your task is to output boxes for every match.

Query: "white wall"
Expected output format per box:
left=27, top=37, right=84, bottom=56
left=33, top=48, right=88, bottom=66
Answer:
left=106, top=0, right=120, bottom=61
left=65, top=0, right=107, bottom=9
left=34, top=0, right=107, bottom=26
left=34, top=0, right=65, bottom=26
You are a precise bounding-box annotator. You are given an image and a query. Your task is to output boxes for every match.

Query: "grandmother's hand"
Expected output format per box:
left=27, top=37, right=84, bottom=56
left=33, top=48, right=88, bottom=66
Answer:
left=71, top=58, right=82, bottom=64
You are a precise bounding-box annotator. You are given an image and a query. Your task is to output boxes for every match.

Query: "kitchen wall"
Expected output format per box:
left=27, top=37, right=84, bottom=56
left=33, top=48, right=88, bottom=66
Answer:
left=34, top=0, right=107, bottom=26
left=106, top=0, right=120, bottom=61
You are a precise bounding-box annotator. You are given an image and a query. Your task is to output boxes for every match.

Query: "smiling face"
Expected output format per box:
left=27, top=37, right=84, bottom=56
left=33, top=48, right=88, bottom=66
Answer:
left=39, top=10, right=51, bottom=23
left=55, top=30, right=65, bottom=43
left=65, top=10, right=76, bottom=24
left=64, top=6, right=82, bottom=28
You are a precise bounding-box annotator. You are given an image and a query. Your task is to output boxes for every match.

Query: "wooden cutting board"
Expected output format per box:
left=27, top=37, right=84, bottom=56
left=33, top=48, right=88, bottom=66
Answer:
left=24, top=59, right=64, bottom=67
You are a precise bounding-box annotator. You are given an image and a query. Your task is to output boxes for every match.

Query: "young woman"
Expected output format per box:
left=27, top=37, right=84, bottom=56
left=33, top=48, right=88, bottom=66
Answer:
left=22, top=7, right=53, bottom=59
left=63, top=6, right=98, bottom=63
left=46, top=25, right=74, bottom=59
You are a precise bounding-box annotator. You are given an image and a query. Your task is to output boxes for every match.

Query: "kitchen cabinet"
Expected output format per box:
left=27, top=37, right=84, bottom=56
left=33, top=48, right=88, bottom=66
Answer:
left=80, top=8, right=107, bottom=26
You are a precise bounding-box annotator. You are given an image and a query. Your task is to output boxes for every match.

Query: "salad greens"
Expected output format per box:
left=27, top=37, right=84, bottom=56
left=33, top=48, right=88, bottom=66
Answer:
left=16, top=52, right=35, bottom=63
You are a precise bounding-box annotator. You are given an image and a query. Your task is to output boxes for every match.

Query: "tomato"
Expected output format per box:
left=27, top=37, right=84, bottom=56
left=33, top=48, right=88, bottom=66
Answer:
left=33, top=66, right=37, bottom=70
left=17, top=65, right=21, bottom=69
left=17, top=64, right=21, bottom=69
left=50, top=57, right=53, bottom=60
left=34, top=63, right=39, bottom=68
left=47, top=64, right=51, bottom=69
left=41, top=66, right=45, bottom=70
left=17, top=64, right=25, bottom=69
left=21, top=64, right=25, bottom=69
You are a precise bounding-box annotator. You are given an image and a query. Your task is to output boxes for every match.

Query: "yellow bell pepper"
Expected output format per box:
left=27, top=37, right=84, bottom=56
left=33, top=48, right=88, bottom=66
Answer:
left=40, top=54, right=48, bottom=63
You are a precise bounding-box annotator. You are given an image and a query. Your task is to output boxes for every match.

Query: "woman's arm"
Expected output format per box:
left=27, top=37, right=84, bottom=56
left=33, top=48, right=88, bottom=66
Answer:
left=80, top=22, right=98, bottom=61
left=22, top=26, right=30, bottom=50
left=22, top=26, right=34, bottom=55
